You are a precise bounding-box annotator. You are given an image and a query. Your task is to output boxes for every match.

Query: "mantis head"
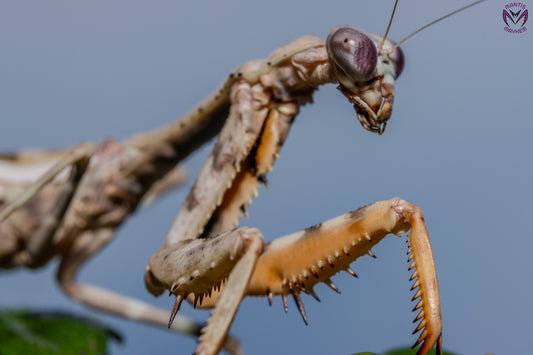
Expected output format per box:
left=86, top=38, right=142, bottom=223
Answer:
left=325, top=0, right=486, bottom=135
left=326, top=25, right=404, bottom=135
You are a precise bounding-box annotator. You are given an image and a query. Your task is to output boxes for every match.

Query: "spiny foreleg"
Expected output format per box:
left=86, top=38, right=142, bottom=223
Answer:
left=145, top=227, right=264, bottom=355
left=246, top=198, right=442, bottom=355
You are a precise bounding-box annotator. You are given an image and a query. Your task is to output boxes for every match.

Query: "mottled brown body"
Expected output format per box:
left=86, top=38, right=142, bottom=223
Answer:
left=1, top=22, right=442, bottom=355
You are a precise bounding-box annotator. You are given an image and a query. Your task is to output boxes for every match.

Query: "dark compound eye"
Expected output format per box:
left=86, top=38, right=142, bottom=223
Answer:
left=391, top=44, right=404, bottom=78
left=326, top=25, right=378, bottom=83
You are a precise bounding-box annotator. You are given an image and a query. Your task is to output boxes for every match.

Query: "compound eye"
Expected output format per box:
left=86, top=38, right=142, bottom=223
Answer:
left=326, top=25, right=378, bottom=83
left=391, top=45, right=404, bottom=78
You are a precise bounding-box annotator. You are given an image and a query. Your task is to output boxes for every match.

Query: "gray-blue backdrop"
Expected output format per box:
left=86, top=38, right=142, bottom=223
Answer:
left=1, top=1, right=531, bottom=354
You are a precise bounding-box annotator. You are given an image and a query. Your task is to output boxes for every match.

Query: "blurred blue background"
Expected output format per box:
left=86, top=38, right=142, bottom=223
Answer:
left=1, top=1, right=531, bottom=354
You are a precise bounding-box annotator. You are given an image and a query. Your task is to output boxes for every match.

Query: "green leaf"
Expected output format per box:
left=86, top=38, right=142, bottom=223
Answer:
left=0, top=309, right=121, bottom=355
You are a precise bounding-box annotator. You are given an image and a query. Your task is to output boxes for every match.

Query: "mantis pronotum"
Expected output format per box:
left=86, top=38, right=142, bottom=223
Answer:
left=0, top=1, right=489, bottom=354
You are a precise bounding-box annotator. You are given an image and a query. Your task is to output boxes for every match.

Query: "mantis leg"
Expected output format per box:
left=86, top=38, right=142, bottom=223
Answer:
left=148, top=198, right=442, bottom=355
left=244, top=198, right=442, bottom=355
left=146, top=227, right=264, bottom=355
left=195, top=228, right=263, bottom=355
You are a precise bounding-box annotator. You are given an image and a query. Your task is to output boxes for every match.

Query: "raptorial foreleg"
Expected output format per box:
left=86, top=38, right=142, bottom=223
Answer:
left=245, top=198, right=442, bottom=355
left=145, top=227, right=264, bottom=355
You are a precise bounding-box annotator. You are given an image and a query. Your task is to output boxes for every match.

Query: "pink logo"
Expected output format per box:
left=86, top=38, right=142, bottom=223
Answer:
left=503, top=2, right=528, bottom=33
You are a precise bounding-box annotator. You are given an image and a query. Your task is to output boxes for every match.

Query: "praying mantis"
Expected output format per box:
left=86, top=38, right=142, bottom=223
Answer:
left=0, top=1, right=489, bottom=354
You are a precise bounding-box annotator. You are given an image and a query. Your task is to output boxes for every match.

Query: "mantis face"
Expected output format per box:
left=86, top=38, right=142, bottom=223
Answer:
left=326, top=25, right=404, bottom=134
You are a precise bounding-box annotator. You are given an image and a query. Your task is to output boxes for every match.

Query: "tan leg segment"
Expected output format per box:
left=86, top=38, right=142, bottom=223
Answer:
left=195, top=228, right=264, bottom=355
left=243, top=198, right=441, bottom=355
left=399, top=201, right=442, bottom=355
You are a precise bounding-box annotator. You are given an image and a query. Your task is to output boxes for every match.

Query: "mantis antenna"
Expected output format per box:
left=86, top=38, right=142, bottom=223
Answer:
left=392, top=0, right=488, bottom=50
left=379, top=0, right=399, bottom=48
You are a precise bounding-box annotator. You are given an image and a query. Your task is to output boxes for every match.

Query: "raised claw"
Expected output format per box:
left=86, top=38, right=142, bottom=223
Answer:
left=393, top=199, right=442, bottom=355
left=240, top=198, right=442, bottom=355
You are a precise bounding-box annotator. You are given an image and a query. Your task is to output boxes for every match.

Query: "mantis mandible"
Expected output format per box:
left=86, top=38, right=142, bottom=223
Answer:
left=0, top=1, right=486, bottom=354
